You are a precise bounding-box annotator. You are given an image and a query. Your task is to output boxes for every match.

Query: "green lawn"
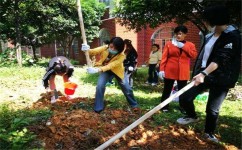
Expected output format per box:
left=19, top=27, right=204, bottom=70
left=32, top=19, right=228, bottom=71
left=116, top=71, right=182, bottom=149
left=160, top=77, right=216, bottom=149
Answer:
left=0, top=66, right=241, bottom=149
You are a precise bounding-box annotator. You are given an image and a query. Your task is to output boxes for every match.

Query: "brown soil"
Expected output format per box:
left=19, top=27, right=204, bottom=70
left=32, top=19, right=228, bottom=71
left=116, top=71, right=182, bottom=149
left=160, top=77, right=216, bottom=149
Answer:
left=27, top=92, right=238, bottom=150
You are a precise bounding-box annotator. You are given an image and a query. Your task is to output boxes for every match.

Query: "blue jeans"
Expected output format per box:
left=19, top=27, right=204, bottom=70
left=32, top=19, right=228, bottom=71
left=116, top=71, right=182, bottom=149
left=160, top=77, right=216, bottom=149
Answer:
left=179, top=83, right=229, bottom=134
left=94, top=71, right=138, bottom=112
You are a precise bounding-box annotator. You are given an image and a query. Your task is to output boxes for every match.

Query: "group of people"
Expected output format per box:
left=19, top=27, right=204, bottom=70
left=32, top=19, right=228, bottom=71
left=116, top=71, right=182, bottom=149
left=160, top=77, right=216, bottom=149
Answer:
left=42, top=5, right=241, bottom=143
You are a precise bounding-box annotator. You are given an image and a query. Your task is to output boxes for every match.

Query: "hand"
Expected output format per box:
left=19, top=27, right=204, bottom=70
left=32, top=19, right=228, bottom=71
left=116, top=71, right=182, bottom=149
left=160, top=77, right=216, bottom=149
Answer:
left=192, top=73, right=205, bottom=86
left=158, top=71, right=165, bottom=79
left=87, top=67, right=100, bottom=74
left=81, top=44, right=90, bottom=51
left=128, top=66, right=134, bottom=71
left=172, top=37, right=184, bottom=48
left=177, top=42, right=184, bottom=48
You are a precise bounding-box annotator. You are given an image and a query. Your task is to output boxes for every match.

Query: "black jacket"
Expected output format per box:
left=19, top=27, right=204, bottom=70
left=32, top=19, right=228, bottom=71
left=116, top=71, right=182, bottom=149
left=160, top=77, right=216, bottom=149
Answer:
left=42, top=56, right=74, bottom=88
left=193, top=25, right=241, bottom=88
left=123, top=50, right=138, bottom=72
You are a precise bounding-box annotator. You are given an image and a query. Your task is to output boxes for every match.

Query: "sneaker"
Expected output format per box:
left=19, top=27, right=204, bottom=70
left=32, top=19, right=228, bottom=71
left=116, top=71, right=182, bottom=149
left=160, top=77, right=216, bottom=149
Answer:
left=161, top=109, right=169, bottom=113
left=151, top=83, right=157, bottom=86
left=50, top=96, right=57, bottom=104
left=204, top=133, right=219, bottom=143
left=66, top=95, right=73, bottom=100
left=176, top=116, right=199, bottom=125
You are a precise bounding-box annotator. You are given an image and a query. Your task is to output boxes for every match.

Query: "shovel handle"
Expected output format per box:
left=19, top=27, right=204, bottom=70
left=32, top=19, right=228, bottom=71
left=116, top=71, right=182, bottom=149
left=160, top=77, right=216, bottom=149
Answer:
left=76, top=0, right=92, bottom=67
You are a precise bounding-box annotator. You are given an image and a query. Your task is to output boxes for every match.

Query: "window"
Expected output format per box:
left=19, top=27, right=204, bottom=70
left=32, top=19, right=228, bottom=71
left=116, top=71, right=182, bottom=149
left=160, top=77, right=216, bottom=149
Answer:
left=99, top=28, right=110, bottom=46
left=72, top=38, right=79, bottom=54
left=151, top=27, right=173, bottom=50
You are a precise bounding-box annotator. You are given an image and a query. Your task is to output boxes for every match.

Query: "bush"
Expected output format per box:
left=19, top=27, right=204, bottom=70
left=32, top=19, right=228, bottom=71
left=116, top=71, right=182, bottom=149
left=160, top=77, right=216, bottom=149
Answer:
left=0, top=48, right=35, bottom=67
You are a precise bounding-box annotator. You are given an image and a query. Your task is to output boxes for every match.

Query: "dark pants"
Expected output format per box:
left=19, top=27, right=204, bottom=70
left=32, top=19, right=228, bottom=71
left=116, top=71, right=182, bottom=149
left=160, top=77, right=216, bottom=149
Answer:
left=160, top=78, right=187, bottom=109
left=179, top=83, right=229, bottom=134
left=148, top=64, right=158, bottom=83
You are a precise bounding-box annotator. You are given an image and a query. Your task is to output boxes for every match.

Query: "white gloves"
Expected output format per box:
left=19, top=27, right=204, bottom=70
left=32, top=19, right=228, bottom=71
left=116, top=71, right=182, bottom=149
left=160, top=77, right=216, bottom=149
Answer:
left=87, top=67, right=100, bottom=74
left=128, top=66, right=134, bottom=71
left=81, top=44, right=90, bottom=51
left=177, top=42, right=184, bottom=48
left=158, top=71, right=165, bottom=79
left=172, top=37, right=184, bottom=48
left=172, top=37, right=178, bottom=46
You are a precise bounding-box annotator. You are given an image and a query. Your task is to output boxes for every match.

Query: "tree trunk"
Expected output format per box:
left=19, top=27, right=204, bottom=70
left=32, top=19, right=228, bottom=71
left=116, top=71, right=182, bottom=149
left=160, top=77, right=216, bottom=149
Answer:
left=32, top=44, right=37, bottom=60
left=15, top=0, right=22, bottom=67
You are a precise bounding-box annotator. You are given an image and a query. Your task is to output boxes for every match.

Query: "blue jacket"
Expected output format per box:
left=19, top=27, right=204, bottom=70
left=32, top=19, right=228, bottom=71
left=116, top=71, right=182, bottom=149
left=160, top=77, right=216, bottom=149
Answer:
left=193, top=25, right=241, bottom=88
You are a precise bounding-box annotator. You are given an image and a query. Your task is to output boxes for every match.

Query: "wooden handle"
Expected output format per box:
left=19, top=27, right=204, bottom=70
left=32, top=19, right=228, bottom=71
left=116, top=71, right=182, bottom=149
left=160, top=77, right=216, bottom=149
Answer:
left=76, top=0, right=92, bottom=67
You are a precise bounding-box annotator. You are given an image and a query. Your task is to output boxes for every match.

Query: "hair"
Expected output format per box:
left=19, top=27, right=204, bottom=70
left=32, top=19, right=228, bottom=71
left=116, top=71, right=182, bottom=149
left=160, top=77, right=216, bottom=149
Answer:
left=103, top=40, right=110, bottom=45
left=124, top=39, right=137, bottom=55
left=174, top=25, right=188, bottom=34
left=203, top=5, right=230, bottom=26
left=152, top=44, right=160, bottom=49
left=109, top=37, right=124, bottom=53
left=54, top=60, right=68, bottom=75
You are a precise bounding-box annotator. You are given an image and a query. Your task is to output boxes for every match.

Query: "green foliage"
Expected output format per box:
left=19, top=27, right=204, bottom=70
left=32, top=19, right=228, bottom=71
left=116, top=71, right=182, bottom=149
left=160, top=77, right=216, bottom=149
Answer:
left=0, top=48, right=34, bottom=67
left=113, top=0, right=241, bottom=33
left=0, top=104, right=52, bottom=149
left=0, top=0, right=106, bottom=58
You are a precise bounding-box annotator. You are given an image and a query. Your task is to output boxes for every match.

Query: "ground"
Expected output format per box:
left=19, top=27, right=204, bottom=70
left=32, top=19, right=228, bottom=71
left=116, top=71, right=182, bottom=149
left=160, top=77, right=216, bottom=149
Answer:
left=1, top=72, right=241, bottom=150
left=26, top=92, right=239, bottom=150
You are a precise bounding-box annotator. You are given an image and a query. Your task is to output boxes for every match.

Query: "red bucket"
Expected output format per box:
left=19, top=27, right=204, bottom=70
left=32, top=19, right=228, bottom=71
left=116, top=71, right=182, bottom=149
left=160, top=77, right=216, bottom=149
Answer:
left=64, top=82, right=78, bottom=95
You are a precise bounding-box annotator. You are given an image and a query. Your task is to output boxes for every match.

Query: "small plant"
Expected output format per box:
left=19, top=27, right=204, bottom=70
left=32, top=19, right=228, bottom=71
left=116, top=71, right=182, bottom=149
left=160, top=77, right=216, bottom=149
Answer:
left=0, top=104, right=52, bottom=149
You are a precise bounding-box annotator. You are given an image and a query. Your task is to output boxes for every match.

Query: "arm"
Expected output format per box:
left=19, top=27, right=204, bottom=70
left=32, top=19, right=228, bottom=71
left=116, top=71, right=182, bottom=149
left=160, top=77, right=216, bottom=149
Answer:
left=181, top=42, right=198, bottom=59
left=89, top=45, right=108, bottom=56
left=159, top=44, right=169, bottom=71
left=99, top=54, right=125, bottom=72
left=193, top=62, right=218, bottom=86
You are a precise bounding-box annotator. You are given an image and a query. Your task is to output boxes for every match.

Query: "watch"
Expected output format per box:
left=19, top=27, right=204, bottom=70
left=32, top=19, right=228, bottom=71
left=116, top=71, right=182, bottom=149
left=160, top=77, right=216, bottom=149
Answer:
left=200, top=71, right=208, bottom=76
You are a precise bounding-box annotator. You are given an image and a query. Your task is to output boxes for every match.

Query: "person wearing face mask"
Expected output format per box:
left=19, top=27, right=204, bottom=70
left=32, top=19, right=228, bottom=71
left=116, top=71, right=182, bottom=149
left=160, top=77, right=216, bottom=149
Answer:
left=158, top=25, right=198, bottom=112
left=81, top=37, right=139, bottom=113
left=176, top=5, right=241, bottom=143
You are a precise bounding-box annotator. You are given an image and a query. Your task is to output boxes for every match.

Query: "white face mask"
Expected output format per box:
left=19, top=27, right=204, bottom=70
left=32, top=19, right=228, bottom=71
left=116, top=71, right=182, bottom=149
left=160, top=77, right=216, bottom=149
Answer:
left=108, top=48, right=118, bottom=55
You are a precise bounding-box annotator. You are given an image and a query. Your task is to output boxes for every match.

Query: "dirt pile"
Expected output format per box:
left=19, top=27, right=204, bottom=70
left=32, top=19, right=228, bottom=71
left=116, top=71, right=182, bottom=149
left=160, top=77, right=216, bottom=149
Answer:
left=28, top=93, right=238, bottom=150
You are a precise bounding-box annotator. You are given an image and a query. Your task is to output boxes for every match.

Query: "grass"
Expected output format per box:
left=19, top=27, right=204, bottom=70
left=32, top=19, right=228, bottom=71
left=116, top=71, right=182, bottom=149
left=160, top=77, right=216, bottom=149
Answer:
left=0, top=66, right=241, bottom=149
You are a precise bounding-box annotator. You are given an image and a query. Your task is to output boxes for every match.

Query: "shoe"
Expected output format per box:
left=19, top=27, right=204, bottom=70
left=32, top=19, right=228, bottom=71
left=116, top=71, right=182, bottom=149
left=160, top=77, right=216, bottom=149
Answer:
left=94, top=109, right=103, bottom=113
left=132, top=107, right=141, bottom=112
left=161, top=109, right=169, bottom=112
left=204, top=133, right=219, bottom=143
left=145, top=81, right=151, bottom=84
left=151, top=83, right=157, bottom=86
left=177, top=116, right=199, bottom=125
left=66, top=95, right=73, bottom=100
left=50, top=96, right=56, bottom=104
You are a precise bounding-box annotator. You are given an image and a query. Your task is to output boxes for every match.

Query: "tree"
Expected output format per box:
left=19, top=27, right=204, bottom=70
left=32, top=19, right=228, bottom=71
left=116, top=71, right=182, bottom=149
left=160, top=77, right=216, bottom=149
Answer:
left=0, top=0, right=105, bottom=60
left=113, top=0, right=241, bottom=34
